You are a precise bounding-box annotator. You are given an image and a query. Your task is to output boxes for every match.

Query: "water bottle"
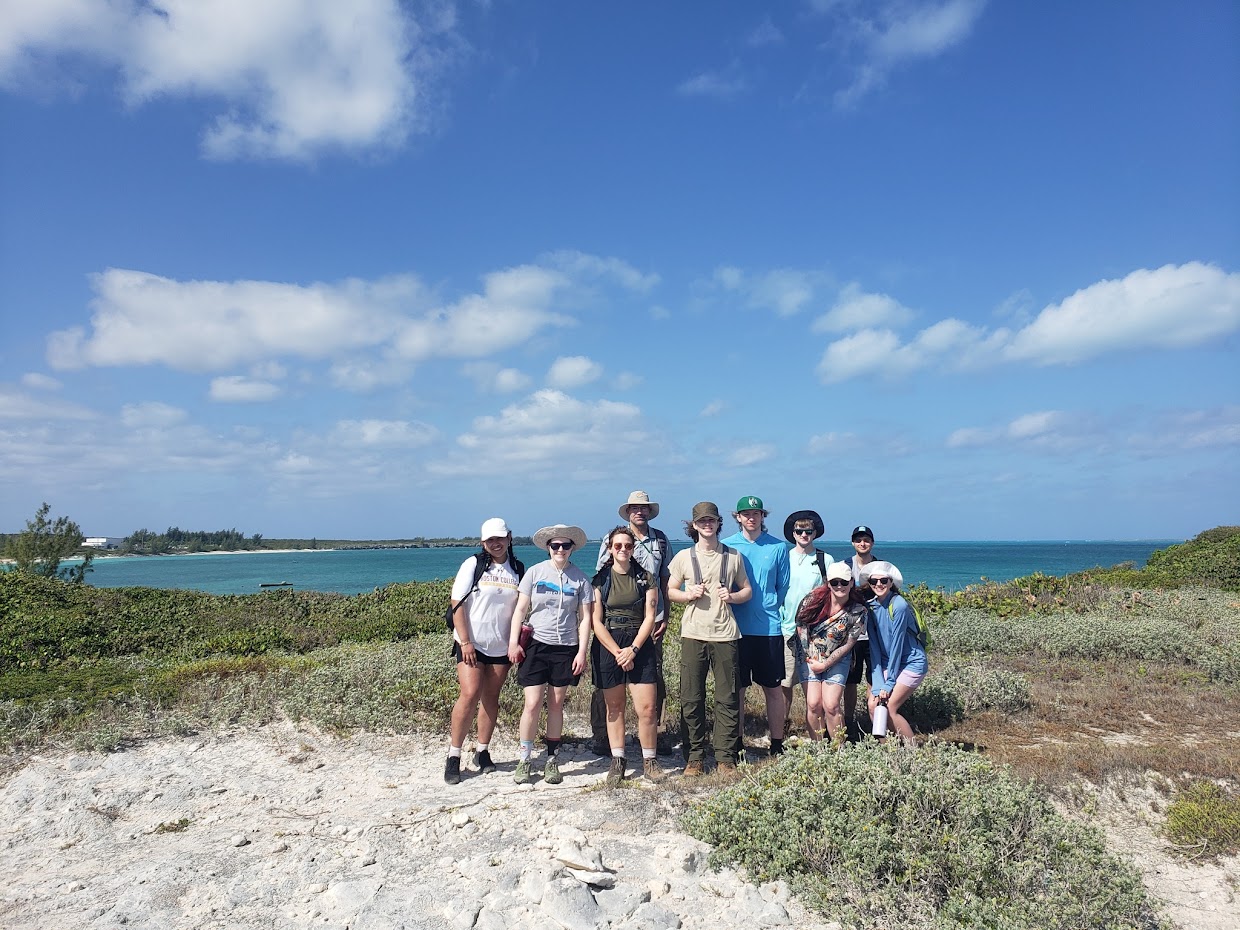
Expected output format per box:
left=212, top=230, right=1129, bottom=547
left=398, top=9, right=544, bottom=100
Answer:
left=872, top=699, right=889, bottom=738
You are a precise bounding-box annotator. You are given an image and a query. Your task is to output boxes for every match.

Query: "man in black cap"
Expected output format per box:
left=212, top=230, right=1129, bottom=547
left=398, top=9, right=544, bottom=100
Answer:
left=842, top=525, right=878, bottom=739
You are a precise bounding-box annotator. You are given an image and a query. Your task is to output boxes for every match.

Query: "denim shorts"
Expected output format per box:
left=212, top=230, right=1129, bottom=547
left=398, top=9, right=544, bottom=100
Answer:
left=797, top=651, right=852, bottom=686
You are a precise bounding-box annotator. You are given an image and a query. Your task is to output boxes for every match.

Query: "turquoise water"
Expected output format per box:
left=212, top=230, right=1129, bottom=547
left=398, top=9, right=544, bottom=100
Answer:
left=78, top=539, right=1179, bottom=596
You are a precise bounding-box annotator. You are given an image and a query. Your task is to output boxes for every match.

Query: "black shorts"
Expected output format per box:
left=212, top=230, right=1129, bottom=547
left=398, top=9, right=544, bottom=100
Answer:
left=846, top=639, right=872, bottom=685
left=451, top=641, right=512, bottom=666
left=591, top=627, right=658, bottom=690
left=517, top=640, right=581, bottom=688
left=738, top=634, right=786, bottom=689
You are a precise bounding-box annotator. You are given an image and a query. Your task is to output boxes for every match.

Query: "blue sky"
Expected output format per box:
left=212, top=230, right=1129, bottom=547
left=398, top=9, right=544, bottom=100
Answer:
left=1, top=0, right=1237, bottom=542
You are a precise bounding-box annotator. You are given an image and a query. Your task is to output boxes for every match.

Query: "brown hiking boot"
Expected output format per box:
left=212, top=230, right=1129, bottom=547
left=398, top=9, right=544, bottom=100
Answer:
left=682, top=760, right=704, bottom=778
left=715, top=761, right=737, bottom=776
left=643, top=758, right=666, bottom=783
left=606, top=757, right=625, bottom=787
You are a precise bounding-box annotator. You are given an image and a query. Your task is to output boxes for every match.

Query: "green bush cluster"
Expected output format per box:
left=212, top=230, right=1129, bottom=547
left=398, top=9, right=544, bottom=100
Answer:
left=928, top=588, right=1239, bottom=683
left=682, top=741, right=1162, bottom=930
left=1164, top=781, right=1240, bottom=859
left=902, top=659, right=1031, bottom=731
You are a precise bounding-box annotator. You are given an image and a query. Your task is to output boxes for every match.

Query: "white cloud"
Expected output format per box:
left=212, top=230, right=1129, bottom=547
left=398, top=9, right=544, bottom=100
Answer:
left=541, top=251, right=660, bottom=293
left=806, top=431, right=864, bottom=455
left=120, top=402, right=188, bottom=429
left=748, top=18, right=785, bottom=47
left=329, top=357, right=414, bottom=392
left=708, top=265, right=830, bottom=316
left=813, top=282, right=916, bottom=333
left=816, top=263, right=1240, bottom=383
left=1004, top=262, right=1240, bottom=365
left=946, top=410, right=1093, bottom=454
left=700, top=400, right=727, bottom=418
left=0, top=385, right=95, bottom=421
left=462, top=362, right=532, bottom=393
left=677, top=69, right=748, bottom=99
left=1125, top=406, right=1240, bottom=456
left=727, top=443, right=775, bottom=467
left=546, top=356, right=602, bottom=389
left=209, top=375, right=282, bottom=402
left=613, top=372, right=643, bottom=390
left=821, top=0, right=988, bottom=108
left=330, top=419, right=437, bottom=448
left=435, top=389, right=650, bottom=476
left=20, top=372, right=61, bottom=390
left=0, top=0, right=454, bottom=161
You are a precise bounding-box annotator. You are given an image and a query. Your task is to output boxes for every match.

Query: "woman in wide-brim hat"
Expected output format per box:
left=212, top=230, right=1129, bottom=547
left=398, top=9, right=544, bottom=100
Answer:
left=508, top=524, right=594, bottom=785
left=859, top=560, right=927, bottom=740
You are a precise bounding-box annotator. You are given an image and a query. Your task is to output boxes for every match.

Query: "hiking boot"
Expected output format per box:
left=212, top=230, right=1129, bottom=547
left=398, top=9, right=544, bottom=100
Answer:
left=682, top=760, right=704, bottom=778
left=543, top=755, right=563, bottom=785
left=643, top=758, right=666, bottom=783
left=606, top=757, right=625, bottom=788
left=769, top=738, right=784, bottom=757
left=716, top=761, right=737, bottom=776
left=474, top=749, right=496, bottom=775
left=513, top=759, right=532, bottom=785
left=444, top=755, right=461, bottom=785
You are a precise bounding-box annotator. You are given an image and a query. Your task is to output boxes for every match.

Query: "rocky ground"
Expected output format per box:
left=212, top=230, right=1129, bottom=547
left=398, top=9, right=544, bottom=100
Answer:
left=0, top=726, right=1235, bottom=930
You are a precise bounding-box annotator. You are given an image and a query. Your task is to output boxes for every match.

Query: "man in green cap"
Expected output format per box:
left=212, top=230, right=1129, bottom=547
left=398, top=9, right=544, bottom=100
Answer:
left=723, top=495, right=791, bottom=756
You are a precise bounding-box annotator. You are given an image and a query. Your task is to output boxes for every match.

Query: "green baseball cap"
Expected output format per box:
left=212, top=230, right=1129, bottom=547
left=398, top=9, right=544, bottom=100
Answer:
left=735, top=495, right=767, bottom=513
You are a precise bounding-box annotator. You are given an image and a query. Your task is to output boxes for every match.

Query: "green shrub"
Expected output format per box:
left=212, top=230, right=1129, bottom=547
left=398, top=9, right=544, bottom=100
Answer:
left=903, top=660, right=1031, bottom=731
left=683, top=741, right=1162, bottom=930
left=1165, top=781, right=1240, bottom=859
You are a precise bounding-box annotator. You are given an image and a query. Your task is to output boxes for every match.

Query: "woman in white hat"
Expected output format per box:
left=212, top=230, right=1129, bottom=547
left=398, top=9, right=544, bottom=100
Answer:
left=444, top=518, right=524, bottom=784
left=508, top=524, right=594, bottom=785
left=859, top=561, right=927, bottom=740
left=792, top=561, right=869, bottom=741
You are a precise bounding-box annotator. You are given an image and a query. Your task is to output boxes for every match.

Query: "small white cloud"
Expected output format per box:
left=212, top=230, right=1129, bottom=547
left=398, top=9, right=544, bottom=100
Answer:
left=462, top=362, right=531, bottom=393
left=747, top=18, right=785, bottom=47
left=817, top=329, right=902, bottom=383
left=0, top=386, right=95, bottom=421
left=120, top=402, right=188, bottom=429
left=946, top=410, right=1091, bottom=454
left=613, top=372, right=643, bottom=390
left=728, top=443, right=775, bottom=467
left=700, top=400, right=727, bottom=418
left=209, top=375, right=282, bottom=403
left=807, top=431, right=864, bottom=455
left=706, top=265, right=829, bottom=317
left=677, top=69, right=748, bottom=98
left=649, top=304, right=671, bottom=320
left=542, top=251, right=660, bottom=292
left=328, top=357, right=413, bottom=392
left=20, top=372, right=61, bottom=390
left=546, top=356, right=603, bottom=389
left=331, top=419, right=437, bottom=447
left=494, top=368, right=532, bottom=393
left=813, top=283, right=916, bottom=333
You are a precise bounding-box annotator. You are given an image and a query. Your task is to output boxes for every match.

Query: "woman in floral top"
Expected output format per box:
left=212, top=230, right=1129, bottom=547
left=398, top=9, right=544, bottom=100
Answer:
left=793, top=561, right=869, bottom=741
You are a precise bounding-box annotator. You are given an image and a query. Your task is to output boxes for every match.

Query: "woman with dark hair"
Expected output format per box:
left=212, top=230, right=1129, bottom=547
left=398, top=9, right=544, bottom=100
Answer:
left=444, top=518, right=523, bottom=784
left=508, top=524, right=594, bottom=785
left=591, top=525, right=662, bottom=785
left=793, top=561, right=868, bottom=741
left=860, top=560, right=928, bottom=740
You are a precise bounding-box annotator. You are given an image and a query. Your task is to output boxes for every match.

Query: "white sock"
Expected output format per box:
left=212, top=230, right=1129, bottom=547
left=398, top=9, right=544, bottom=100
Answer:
left=643, top=748, right=656, bottom=760
left=448, top=746, right=462, bottom=758
left=612, top=748, right=625, bottom=758
left=476, top=743, right=489, bottom=753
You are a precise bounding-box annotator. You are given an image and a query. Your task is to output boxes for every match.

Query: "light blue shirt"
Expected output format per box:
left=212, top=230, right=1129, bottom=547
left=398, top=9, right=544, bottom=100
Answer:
left=780, top=548, right=834, bottom=638
left=722, top=530, right=791, bottom=637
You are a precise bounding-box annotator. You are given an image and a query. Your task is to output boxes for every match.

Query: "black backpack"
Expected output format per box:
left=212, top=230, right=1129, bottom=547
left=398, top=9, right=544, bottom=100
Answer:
left=443, top=551, right=526, bottom=631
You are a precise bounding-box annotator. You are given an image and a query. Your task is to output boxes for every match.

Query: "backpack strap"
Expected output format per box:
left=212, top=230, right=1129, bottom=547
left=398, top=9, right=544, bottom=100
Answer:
left=814, top=550, right=828, bottom=583
left=689, top=544, right=733, bottom=590
left=689, top=547, right=702, bottom=586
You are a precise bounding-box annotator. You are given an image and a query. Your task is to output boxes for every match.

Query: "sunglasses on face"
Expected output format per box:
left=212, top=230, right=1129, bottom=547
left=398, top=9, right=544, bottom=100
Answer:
left=611, top=543, right=633, bottom=552
left=549, top=541, right=575, bottom=551
left=792, top=527, right=815, bottom=536
left=828, top=579, right=852, bottom=588
left=869, top=577, right=892, bottom=585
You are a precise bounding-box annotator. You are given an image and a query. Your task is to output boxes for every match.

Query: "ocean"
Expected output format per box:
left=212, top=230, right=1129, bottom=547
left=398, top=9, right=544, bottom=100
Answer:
left=77, top=539, right=1179, bottom=597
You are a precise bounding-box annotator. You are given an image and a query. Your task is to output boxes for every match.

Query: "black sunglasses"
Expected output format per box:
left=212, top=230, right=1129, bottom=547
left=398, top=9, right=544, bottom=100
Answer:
left=792, top=527, right=815, bottom=536
left=869, top=576, right=892, bottom=585
left=828, top=579, right=852, bottom=588
left=549, top=541, right=575, bottom=551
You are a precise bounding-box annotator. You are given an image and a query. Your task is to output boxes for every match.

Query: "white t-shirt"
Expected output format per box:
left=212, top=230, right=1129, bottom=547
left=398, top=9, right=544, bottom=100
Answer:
left=451, top=556, right=521, bottom=657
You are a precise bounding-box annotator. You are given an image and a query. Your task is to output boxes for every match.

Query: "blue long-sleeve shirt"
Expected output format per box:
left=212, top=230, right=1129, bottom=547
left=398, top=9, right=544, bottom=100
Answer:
left=867, top=592, right=928, bottom=694
left=722, top=530, right=790, bottom=637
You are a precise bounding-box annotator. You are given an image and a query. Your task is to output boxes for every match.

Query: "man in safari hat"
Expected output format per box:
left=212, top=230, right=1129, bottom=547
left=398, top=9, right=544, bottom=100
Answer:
left=592, top=491, right=672, bottom=754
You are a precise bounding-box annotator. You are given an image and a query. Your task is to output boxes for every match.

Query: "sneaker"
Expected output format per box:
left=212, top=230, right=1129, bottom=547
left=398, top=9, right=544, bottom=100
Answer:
left=606, top=757, right=625, bottom=788
left=643, top=759, right=666, bottom=783
left=769, top=739, right=784, bottom=757
left=682, top=760, right=704, bottom=778
left=444, top=755, right=461, bottom=785
left=513, top=758, right=532, bottom=785
left=475, top=749, right=496, bottom=775
left=543, top=755, right=563, bottom=785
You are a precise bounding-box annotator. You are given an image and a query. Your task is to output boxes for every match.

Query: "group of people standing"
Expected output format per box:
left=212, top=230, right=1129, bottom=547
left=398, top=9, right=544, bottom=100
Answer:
left=443, top=491, right=929, bottom=786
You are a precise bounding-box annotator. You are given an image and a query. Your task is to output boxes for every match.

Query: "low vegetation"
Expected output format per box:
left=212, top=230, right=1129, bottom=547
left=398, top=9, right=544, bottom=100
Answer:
left=2, top=526, right=1237, bottom=928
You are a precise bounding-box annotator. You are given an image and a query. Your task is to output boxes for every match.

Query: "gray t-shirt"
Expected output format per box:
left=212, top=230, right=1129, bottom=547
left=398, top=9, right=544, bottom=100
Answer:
left=519, top=560, right=595, bottom=645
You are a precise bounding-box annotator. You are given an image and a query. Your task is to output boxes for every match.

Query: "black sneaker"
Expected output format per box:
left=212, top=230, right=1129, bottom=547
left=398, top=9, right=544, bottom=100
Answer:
left=444, top=755, right=461, bottom=785
left=769, top=738, right=784, bottom=757
left=475, top=749, right=496, bottom=774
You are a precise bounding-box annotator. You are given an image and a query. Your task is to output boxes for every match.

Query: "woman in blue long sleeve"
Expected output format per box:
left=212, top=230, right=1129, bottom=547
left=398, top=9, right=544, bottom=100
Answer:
left=860, top=561, right=927, bottom=739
